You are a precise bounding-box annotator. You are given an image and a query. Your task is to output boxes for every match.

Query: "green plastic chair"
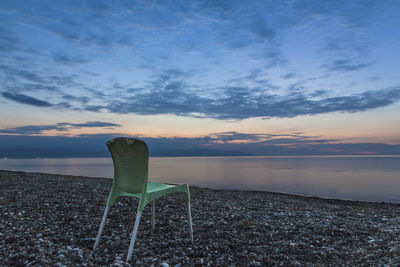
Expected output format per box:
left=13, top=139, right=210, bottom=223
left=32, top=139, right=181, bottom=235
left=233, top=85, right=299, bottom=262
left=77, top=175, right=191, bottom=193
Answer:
left=93, top=137, right=193, bottom=263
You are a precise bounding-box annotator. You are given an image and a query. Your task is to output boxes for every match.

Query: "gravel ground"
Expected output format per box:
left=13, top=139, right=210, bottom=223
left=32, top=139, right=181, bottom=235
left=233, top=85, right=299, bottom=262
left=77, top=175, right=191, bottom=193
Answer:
left=1, top=169, right=400, bottom=266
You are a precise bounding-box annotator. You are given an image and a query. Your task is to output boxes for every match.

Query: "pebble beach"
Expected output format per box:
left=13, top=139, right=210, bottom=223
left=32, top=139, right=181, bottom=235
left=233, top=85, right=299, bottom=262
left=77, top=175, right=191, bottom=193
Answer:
left=1, top=169, right=400, bottom=266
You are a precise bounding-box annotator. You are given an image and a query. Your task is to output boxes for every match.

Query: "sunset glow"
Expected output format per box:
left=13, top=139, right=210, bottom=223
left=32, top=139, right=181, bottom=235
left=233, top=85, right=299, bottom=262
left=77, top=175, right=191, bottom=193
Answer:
left=1, top=1, right=400, bottom=157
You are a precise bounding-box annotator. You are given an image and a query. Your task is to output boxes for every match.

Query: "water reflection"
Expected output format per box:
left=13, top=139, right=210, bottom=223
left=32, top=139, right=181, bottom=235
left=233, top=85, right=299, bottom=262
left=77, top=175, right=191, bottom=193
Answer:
left=1, top=156, right=399, bottom=203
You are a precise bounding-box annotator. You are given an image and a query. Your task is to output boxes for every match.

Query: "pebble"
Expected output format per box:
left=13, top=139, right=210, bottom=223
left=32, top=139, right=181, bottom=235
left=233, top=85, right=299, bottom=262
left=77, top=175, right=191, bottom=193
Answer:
left=1, top=170, right=400, bottom=266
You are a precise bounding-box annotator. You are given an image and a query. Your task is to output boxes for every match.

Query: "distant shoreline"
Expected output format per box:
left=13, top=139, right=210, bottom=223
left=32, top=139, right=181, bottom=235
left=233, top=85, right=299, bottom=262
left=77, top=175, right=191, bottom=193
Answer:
left=2, top=154, right=400, bottom=159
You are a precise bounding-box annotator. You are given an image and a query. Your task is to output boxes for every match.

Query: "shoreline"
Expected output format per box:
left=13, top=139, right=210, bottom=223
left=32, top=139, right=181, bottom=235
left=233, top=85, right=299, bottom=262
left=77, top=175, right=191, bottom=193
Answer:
left=2, top=168, right=400, bottom=205
left=1, top=167, right=399, bottom=205
left=1, top=170, right=400, bottom=266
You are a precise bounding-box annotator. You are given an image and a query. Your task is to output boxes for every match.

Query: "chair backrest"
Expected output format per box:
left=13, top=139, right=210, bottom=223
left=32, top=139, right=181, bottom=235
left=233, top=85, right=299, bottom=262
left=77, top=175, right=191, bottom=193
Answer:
left=107, top=137, right=149, bottom=194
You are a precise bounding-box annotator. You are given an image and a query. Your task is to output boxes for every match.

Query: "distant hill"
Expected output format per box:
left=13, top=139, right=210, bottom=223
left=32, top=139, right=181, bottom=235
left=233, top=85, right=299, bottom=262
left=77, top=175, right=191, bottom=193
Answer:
left=151, top=148, right=250, bottom=157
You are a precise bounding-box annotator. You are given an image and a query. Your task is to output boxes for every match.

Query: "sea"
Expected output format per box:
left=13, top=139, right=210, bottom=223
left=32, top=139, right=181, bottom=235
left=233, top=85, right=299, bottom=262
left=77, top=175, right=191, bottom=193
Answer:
left=1, top=156, right=400, bottom=203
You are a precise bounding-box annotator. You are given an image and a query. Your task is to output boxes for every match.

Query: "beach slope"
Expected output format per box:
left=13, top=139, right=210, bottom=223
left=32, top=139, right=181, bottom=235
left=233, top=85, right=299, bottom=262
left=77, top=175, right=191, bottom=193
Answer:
left=1, top=170, right=399, bottom=266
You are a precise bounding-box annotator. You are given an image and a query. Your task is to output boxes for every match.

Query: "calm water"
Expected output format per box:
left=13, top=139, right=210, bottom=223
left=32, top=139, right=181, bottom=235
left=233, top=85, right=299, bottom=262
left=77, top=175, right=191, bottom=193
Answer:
left=1, top=156, right=400, bottom=203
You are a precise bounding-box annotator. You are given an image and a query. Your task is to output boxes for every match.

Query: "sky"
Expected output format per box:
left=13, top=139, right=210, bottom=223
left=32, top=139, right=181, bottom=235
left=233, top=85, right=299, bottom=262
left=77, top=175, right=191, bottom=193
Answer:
left=1, top=0, right=400, bottom=157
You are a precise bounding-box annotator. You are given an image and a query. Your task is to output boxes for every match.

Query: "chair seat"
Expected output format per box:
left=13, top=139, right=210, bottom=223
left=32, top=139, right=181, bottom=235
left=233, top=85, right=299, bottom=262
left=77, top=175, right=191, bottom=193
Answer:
left=116, top=182, right=190, bottom=211
left=147, top=182, right=181, bottom=193
left=146, top=182, right=190, bottom=203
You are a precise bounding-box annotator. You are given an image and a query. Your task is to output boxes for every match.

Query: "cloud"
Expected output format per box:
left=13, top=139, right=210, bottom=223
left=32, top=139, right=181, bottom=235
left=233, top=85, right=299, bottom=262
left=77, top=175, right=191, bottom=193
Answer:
left=207, top=131, right=335, bottom=144
left=261, top=46, right=287, bottom=68
left=17, top=84, right=58, bottom=92
left=2, top=92, right=52, bottom=107
left=0, top=65, right=44, bottom=84
left=0, top=64, right=94, bottom=109
left=4, top=1, right=287, bottom=62
left=62, top=94, right=89, bottom=104
left=2, top=62, right=400, bottom=120
left=0, top=121, right=121, bottom=135
left=92, top=72, right=400, bottom=119
left=0, top=65, right=82, bottom=94
left=52, top=54, right=90, bottom=65
left=2, top=1, right=395, bottom=60
left=58, top=121, right=120, bottom=128
left=0, top=132, right=399, bottom=158
left=281, top=73, right=295, bottom=79
left=1, top=1, right=399, bottom=122
left=0, top=27, right=19, bottom=52
left=0, top=125, right=60, bottom=135
left=326, top=59, right=372, bottom=72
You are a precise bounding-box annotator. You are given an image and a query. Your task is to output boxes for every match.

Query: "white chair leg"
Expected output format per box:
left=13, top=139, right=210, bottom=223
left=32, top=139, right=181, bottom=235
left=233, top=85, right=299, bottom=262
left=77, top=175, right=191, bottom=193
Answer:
left=126, top=210, right=142, bottom=263
left=93, top=206, right=110, bottom=251
left=186, top=201, right=194, bottom=243
left=151, top=200, right=155, bottom=231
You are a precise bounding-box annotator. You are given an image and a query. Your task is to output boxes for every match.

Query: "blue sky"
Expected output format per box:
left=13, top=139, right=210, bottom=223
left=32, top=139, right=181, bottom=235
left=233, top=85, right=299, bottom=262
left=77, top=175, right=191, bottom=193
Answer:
left=1, top=0, right=400, bottom=157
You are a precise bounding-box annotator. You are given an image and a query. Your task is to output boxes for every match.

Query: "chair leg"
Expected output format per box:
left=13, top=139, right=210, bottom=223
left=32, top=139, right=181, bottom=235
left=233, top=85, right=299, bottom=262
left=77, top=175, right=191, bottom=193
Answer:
left=126, top=210, right=142, bottom=263
left=93, top=205, right=110, bottom=251
left=151, top=200, right=155, bottom=231
left=186, top=201, right=194, bottom=243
